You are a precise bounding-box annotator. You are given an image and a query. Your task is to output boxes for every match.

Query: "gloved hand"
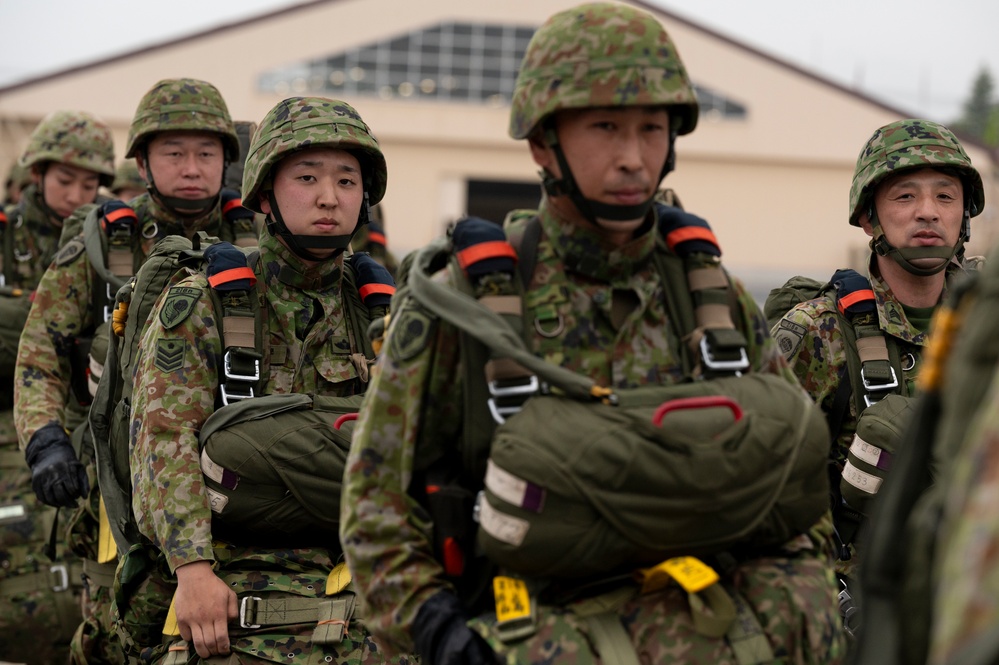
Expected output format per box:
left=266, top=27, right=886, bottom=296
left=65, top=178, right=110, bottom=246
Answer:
left=220, top=189, right=255, bottom=223
left=347, top=252, right=395, bottom=308
left=412, top=591, right=498, bottom=665
left=25, top=423, right=89, bottom=508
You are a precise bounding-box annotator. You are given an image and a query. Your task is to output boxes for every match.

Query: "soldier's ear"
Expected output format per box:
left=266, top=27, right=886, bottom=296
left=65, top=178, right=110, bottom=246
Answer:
left=857, top=210, right=875, bottom=237
left=135, top=154, right=149, bottom=182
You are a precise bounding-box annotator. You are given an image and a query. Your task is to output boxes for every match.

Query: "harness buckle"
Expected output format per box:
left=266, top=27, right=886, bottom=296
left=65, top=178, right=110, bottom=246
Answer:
left=223, top=350, right=260, bottom=382
left=220, top=384, right=255, bottom=406
left=699, top=336, right=749, bottom=374
left=486, top=376, right=539, bottom=424
left=861, top=365, right=898, bottom=407
left=50, top=564, right=69, bottom=592
left=239, top=595, right=262, bottom=629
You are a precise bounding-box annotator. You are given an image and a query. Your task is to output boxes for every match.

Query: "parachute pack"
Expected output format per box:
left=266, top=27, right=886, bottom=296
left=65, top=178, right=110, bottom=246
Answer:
left=89, top=234, right=390, bottom=554
left=401, top=208, right=830, bottom=585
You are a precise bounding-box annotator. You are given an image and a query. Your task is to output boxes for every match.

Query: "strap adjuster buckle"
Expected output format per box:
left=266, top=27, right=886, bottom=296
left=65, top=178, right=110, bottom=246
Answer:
left=224, top=350, right=260, bottom=382
left=699, top=336, right=749, bottom=374
left=486, top=376, right=539, bottom=424
left=220, top=384, right=255, bottom=406
left=239, top=595, right=262, bottom=629
left=50, top=564, right=69, bottom=592
left=861, top=365, right=898, bottom=407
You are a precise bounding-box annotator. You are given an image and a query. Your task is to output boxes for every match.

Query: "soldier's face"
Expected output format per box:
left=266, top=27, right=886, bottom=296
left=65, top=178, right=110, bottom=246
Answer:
left=259, top=147, right=364, bottom=262
left=860, top=168, right=965, bottom=267
left=531, top=106, right=670, bottom=242
left=39, top=162, right=101, bottom=219
left=139, top=132, right=224, bottom=211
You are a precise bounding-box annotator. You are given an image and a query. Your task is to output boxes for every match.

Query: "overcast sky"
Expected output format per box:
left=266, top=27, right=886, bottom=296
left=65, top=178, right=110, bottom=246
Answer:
left=0, top=0, right=995, bottom=123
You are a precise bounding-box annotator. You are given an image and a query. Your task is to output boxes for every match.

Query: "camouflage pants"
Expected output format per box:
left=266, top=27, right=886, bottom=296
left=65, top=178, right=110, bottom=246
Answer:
left=72, top=580, right=126, bottom=664
left=115, top=543, right=411, bottom=665
left=0, top=416, right=82, bottom=665
left=470, top=544, right=847, bottom=665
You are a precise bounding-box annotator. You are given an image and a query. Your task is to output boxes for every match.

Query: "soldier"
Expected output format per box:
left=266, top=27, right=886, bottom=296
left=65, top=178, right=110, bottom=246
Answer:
left=13, top=77, right=250, bottom=664
left=126, top=96, right=406, bottom=663
left=4, top=159, right=33, bottom=207
left=0, top=109, right=114, bottom=665
left=2, top=110, right=115, bottom=289
left=109, top=159, right=147, bottom=203
left=340, top=4, right=845, bottom=664
left=770, top=119, right=985, bottom=629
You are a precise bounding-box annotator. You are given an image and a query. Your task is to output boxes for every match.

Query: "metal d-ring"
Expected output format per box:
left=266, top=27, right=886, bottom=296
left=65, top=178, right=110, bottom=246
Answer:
left=534, top=315, right=564, bottom=338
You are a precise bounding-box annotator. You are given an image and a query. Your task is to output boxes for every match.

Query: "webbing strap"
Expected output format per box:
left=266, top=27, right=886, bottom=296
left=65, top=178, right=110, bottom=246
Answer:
left=726, top=590, right=776, bottom=665
left=238, top=593, right=357, bottom=644
left=82, top=557, right=117, bottom=589
left=586, top=612, right=642, bottom=665
left=0, top=561, right=84, bottom=595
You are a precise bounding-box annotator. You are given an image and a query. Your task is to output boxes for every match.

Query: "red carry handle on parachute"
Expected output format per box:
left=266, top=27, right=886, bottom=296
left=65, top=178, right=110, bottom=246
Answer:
left=652, top=396, right=744, bottom=427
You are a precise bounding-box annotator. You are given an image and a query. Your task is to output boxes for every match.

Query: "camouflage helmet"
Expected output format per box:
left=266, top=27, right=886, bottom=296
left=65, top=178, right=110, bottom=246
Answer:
left=125, top=78, right=239, bottom=160
left=849, top=119, right=985, bottom=226
left=241, top=97, right=387, bottom=213
left=111, top=159, right=145, bottom=192
left=19, top=110, right=115, bottom=186
left=509, top=2, right=699, bottom=140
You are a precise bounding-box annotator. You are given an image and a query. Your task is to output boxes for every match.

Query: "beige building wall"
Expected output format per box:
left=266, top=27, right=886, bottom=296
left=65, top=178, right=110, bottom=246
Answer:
left=1, top=0, right=995, bottom=292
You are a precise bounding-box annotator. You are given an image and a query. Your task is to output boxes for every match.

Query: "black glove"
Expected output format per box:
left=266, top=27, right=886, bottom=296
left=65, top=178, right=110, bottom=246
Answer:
left=412, top=591, right=498, bottom=665
left=25, top=423, right=89, bottom=508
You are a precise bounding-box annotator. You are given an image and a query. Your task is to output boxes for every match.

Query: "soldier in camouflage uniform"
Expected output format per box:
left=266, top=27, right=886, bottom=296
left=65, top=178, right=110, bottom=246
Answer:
left=771, top=121, right=985, bottom=595
left=4, top=160, right=34, bottom=207
left=126, top=96, right=409, bottom=664
left=0, top=109, right=115, bottom=665
left=13, top=78, right=252, bottom=664
left=340, top=4, right=845, bottom=664
left=110, top=160, right=147, bottom=203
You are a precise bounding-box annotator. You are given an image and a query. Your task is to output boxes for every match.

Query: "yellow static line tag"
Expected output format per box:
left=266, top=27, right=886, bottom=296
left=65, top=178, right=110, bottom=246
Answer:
left=163, top=595, right=181, bottom=636
left=636, top=556, right=719, bottom=595
left=326, top=561, right=352, bottom=596
left=97, top=496, right=118, bottom=564
left=493, top=576, right=531, bottom=624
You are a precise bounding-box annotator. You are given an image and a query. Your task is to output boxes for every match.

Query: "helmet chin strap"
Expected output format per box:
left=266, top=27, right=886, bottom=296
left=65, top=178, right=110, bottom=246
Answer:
left=867, top=202, right=970, bottom=277
left=264, top=190, right=370, bottom=263
left=540, top=122, right=676, bottom=225
left=142, top=147, right=223, bottom=219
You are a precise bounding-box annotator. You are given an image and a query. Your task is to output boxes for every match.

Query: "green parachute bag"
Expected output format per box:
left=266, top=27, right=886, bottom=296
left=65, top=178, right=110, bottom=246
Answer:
left=197, top=392, right=364, bottom=545
left=839, top=394, right=918, bottom=518
left=0, top=291, right=31, bottom=392
left=406, top=238, right=832, bottom=579
left=763, top=275, right=829, bottom=332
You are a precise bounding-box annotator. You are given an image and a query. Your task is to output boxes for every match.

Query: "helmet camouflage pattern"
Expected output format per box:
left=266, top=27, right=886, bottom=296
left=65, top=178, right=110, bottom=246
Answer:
left=110, top=159, right=146, bottom=193
left=241, top=97, right=387, bottom=213
left=125, top=78, right=239, bottom=160
left=509, top=2, right=699, bottom=140
left=19, top=110, right=115, bottom=186
left=849, top=118, right=985, bottom=226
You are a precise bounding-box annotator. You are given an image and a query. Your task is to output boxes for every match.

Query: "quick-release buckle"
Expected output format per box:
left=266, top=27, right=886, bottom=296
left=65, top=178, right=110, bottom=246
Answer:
left=699, top=336, right=750, bottom=374
left=220, top=384, right=255, bottom=406
left=861, top=364, right=898, bottom=407
left=50, top=564, right=69, bottom=592
left=223, top=350, right=260, bottom=382
left=239, top=596, right=262, bottom=629
left=486, top=376, right=539, bottom=424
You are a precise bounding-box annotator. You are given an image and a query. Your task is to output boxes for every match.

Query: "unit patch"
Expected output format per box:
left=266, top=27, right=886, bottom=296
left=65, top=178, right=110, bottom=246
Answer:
left=160, top=286, right=202, bottom=329
left=54, top=236, right=86, bottom=266
left=154, top=339, right=186, bottom=373
left=774, top=319, right=807, bottom=359
left=388, top=306, right=435, bottom=362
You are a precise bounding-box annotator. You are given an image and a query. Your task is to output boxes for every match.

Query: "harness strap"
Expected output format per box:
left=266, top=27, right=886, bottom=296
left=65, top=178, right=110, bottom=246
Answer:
left=0, top=560, right=84, bottom=595
left=82, top=557, right=117, bottom=590
left=237, top=592, right=358, bottom=645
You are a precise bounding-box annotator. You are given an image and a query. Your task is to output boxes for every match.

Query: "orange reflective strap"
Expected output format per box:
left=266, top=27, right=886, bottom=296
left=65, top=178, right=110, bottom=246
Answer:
left=456, top=241, right=518, bottom=271
left=207, top=266, right=257, bottom=288
left=359, top=283, right=395, bottom=299
left=837, top=289, right=876, bottom=314
left=665, top=226, right=718, bottom=252
left=101, top=206, right=138, bottom=231
left=367, top=231, right=387, bottom=246
left=222, top=197, right=245, bottom=214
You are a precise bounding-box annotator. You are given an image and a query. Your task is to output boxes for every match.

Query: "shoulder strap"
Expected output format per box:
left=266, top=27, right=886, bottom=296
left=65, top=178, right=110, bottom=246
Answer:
left=203, top=242, right=264, bottom=406
left=83, top=201, right=141, bottom=325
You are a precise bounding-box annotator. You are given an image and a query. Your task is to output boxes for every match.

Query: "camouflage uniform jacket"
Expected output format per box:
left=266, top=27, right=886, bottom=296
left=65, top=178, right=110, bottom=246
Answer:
left=13, top=193, right=232, bottom=446
left=774, top=258, right=973, bottom=468
left=341, top=203, right=846, bottom=663
left=130, top=231, right=369, bottom=572
left=1, top=185, right=65, bottom=290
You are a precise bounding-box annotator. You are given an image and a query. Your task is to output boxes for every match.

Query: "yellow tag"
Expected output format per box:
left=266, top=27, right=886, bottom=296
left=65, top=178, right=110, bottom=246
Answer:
left=636, top=556, right=719, bottom=595
left=326, top=562, right=352, bottom=596
left=97, top=496, right=118, bottom=564
left=162, top=594, right=181, bottom=636
left=493, top=576, right=531, bottom=624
